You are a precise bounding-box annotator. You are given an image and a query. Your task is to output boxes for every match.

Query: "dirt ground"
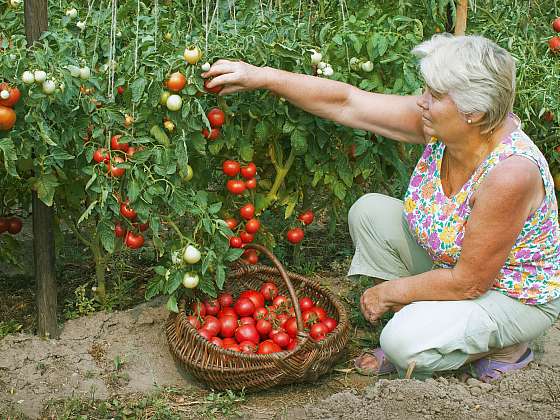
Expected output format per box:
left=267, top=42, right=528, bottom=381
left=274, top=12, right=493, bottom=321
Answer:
left=1, top=277, right=560, bottom=419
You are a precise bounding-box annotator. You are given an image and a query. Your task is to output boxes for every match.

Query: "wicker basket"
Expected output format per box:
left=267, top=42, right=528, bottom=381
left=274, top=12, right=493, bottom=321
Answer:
left=165, top=243, right=350, bottom=392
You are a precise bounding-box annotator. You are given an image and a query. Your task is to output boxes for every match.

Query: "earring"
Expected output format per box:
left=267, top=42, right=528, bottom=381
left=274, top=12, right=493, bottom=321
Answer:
left=467, top=119, right=472, bottom=124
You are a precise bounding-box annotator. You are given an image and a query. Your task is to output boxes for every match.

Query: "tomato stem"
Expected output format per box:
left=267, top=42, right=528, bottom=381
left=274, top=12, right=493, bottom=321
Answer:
left=266, top=147, right=295, bottom=202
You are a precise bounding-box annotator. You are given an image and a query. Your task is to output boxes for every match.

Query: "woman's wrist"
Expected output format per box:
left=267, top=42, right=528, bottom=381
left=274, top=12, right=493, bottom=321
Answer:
left=257, top=66, right=277, bottom=91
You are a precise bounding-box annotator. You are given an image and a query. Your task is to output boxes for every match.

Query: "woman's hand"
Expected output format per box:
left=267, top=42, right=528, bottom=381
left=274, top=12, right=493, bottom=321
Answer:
left=202, top=59, right=267, bottom=95
left=360, top=283, right=403, bottom=324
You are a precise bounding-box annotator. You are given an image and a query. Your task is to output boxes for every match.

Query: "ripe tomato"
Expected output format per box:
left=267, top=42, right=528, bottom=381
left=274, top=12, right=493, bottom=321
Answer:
left=259, top=282, right=278, bottom=302
left=222, top=338, right=237, bottom=347
left=284, top=317, right=299, bottom=338
left=258, top=340, right=282, bottom=354
left=204, top=78, right=222, bottom=94
left=124, top=231, right=144, bottom=249
left=286, top=227, right=304, bottom=244
left=229, top=236, right=243, bottom=248
left=218, top=307, right=237, bottom=319
left=138, top=222, right=149, bottom=232
left=186, top=315, right=201, bottom=329
left=7, top=217, right=22, bottom=234
left=202, top=316, right=221, bottom=337
left=114, top=222, right=126, bottom=238
left=255, top=318, right=272, bottom=337
left=298, top=210, right=314, bottom=225
left=239, top=316, right=255, bottom=326
left=222, top=160, right=240, bottom=176
left=302, top=309, right=318, bottom=327
left=240, top=162, right=257, bottom=179
left=225, top=218, right=238, bottom=230
left=543, top=111, right=555, bottom=123
left=235, top=324, right=260, bottom=344
left=245, top=177, right=257, bottom=190
left=245, top=218, right=260, bottom=234
left=242, top=248, right=258, bottom=264
left=93, top=148, right=109, bottom=163
left=202, top=127, right=220, bottom=140
left=0, top=84, right=20, bottom=107
left=239, top=203, right=255, bottom=220
left=207, top=107, right=225, bottom=128
left=111, top=134, right=129, bottom=152
left=0, top=217, right=8, bottom=234
left=310, top=322, right=328, bottom=341
left=210, top=336, right=223, bottom=348
left=287, top=338, right=298, bottom=351
left=240, top=290, right=265, bottom=309
left=323, top=317, right=338, bottom=333
left=271, top=331, right=290, bottom=349
left=218, top=293, right=233, bottom=308
left=553, top=17, right=560, bottom=33
left=167, top=71, right=187, bottom=92
left=204, top=299, right=221, bottom=316
left=120, top=201, right=137, bottom=220
left=272, top=295, right=289, bottom=308
left=239, top=340, right=257, bottom=354
left=0, top=105, right=16, bottom=131
left=314, top=306, right=328, bottom=321
left=228, top=345, right=241, bottom=352
left=226, top=179, right=246, bottom=195
left=191, top=301, right=207, bottom=317
left=239, top=230, right=254, bottom=244
left=299, top=297, right=314, bottom=311
left=198, top=328, right=213, bottom=341
left=107, top=156, right=126, bottom=177
left=253, top=307, right=269, bottom=320
left=219, top=315, right=237, bottom=338
left=117, top=86, right=125, bottom=95
left=549, top=36, right=560, bottom=53
left=234, top=297, right=256, bottom=317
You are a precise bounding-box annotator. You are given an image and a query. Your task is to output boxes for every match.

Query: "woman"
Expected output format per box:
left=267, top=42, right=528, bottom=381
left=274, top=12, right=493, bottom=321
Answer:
left=203, top=34, right=560, bottom=381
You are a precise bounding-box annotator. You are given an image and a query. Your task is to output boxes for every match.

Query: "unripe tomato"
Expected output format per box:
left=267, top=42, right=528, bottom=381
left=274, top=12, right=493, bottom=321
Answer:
left=245, top=177, right=257, bottom=190
left=183, top=245, right=201, bottom=264
left=229, top=236, right=243, bottom=248
left=183, top=46, right=202, bottom=64
left=360, top=61, right=374, bottom=72
left=204, top=78, right=222, bottom=94
left=42, top=80, right=56, bottom=95
left=202, top=127, right=220, bottom=140
left=166, top=94, right=182, bottom=111
left=160, top=91, right=170, bottom=106
left=7, top=217, right=22, bottom=234
left=107, top=156, right=126, bottom=177
left=239, top=231, right=254, bottom=243
left=207, top=108, right=225, bottom=128
left=167, top=71, right=187, bottom=92
left=182, top=272, right=200, bottom=289
left=226, top=179, right=246, bottom=195
left=225, top=218, right=238, bottom=230
left=34, top=70, right=47, bottom=83
left=111, top=134, right=129, bottom=152
left=245, top=218, right=260, bottom=234
left=125, top=231, right=144, bottom=249
left=114, top=222, right=126, bottom=238
left=79, top=66, right=91, bottom=80
left=222, top=160, right=240, bottom=177
left=201, top=62, right=211, bottom=72
left=182, top=164, right=194, bottom=182
left=239, top=203, right=255, bottom=220
left=0, top=106, right=16, bottom=131
left=310, top=50, right=322, bottom=65
left=240, top=162, right=257, bottom=179
left=21, top=71, right=35, bottom=85
left=286, top=227, right=304, bottom=244
left=298, top=210, right=314, bottom=225
left=120, top=201, right=137, bottom=220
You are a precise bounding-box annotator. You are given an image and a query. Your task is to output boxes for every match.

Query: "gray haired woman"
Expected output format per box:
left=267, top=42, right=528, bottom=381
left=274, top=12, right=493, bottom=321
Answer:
left=203, top=34, right=560, bottom=381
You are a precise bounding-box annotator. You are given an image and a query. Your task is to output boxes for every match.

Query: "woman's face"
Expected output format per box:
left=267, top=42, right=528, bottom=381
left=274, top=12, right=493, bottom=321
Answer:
left=416, top=87, right=467, bottom=142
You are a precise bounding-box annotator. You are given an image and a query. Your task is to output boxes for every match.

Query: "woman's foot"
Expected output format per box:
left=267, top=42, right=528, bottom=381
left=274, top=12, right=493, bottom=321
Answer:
left=354, top=347, right=397, bottom=376
left=471, top=344, right=533, bottom=383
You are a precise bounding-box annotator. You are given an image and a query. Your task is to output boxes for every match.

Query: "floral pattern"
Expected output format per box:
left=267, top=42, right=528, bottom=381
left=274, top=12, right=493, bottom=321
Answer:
left=403, top=130, right=560, bottom=304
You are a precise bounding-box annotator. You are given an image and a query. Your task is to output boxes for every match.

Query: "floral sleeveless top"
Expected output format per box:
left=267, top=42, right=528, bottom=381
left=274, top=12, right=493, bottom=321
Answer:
left=403, top=129, right=560, bottom=304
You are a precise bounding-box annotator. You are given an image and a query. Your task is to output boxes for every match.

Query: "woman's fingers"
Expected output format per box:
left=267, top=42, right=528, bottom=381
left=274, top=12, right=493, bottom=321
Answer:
left=202, top=59, right=240, bottom=78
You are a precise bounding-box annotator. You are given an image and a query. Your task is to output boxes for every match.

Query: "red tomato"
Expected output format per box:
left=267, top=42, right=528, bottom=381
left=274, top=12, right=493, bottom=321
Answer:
left=259, top=282, right=279, bottom=302
left=239, top=340, right=257, bottom=354
left=124, top=232, right=144, bottom=249
left=256, top=319, right=272, bottom=337
left=207, top=107, right=225, bottom=128
left=553, top=17, right=560, bottom=33
left=225, top=218, right=238, bottom=230
left=284, top=317, right=299, bottom=338
left=314, top=306, right=328, bottom=321
left=240, top=162, right=257, bottom=179
left=222, top=338, right=237, bottom=347
left=222, top=160, right=240, bottom=176
left=299, top=297, right=314, bottom=311
left=543, top=111, right=555, bottom=123
left=298, top=210, right=314, bottom=225
left=323, top=317, right=338, bottom=333
left=186, top=315, right=201, bottom=329
left=277, top=313, right=290, bottom=329
left=0, top=217, right=9, bottom=234
left=239, top=316, right=255, bottom=325
left=271, top=331, right=290, bottom=349
left=138, top=222, right=149, bottom=232
left=191, top=301, right=206, bottom=317
left=239, top=231, right=254, bottom=243
left=93, top=148, right=109, bottom=163
left=239, top=203, right=255, bottom=220
left=117, top=86, right=125, bottom=95
left=272, top=295, right=289, bottom=308
left=202, top=316, right=221, bottom=337
left=219, top=315, right=238, bottom=338
left=204, top=78, right=223, bottom=94
left=286, top=227, right=304, bottom=244
left=120, top=201, right=137, bottom=220
left=111, top=134, right=129, bottom=153
left=302, top=309, right=318, bottom=327
left=245, top=218, right=260, bottom=234
left=242, top=249, right=259, bottom=265
left=234, top=297, right=256, bottom=317
left=0, top=84, right=20, bottom=108
left=258, top=340, right=282, bottom=354
left=198, top=328, right=213, bottom=341
left=218, top=293, right=233, bottom=308
left=245, top=177, right=257, bottom=190
left=210, top=336, right=223, bottom=347
left=253, top=307, right=269, bottom=320
left=310, top=322, right=328, bottom=341
left=107, top=156, right=126, bottom=177
left=229, top=236, right=243, bottom=248
left=240, top=290, right=265, bottom=309
left=114, top=222, right=126, bottom=238
left=202, top=127, right=220, bottom=140
left=228, top=345, right=241, bottom=352
left=0, top=105, right=16, bottom=131
left=226, top=179, right=246, bottom=195
left=235, top=324, right=260, bottom=344
left=167, top=71, right=186, bottom=92
left=204, top=299, right=221, bottom=316
left=218, top=307, right=237, bottom=319
left=549, top=36, right=560, bottom=53
left=287, top=338, right=298, bottom=351
left=7, top=217, right=22, bottom=235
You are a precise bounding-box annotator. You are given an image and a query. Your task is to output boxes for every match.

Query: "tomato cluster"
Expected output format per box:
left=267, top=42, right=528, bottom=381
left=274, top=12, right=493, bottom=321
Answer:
left=0, top=216, right=22, bottom=235
left=285, top=209, right=315, bottom=245
left=187, top=281, right=338, bottom=354
left=0, top=82, right=20, bottom=131
left=113, top=198, right=149, bottom=250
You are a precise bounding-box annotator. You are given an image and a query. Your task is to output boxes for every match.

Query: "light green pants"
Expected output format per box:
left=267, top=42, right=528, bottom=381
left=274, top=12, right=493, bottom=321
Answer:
left=348, top=193, right=560, bottom=378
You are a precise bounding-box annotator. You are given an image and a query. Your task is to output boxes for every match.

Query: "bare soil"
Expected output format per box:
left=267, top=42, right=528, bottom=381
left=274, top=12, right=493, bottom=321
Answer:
left=1, top=276, right=559, bottom=419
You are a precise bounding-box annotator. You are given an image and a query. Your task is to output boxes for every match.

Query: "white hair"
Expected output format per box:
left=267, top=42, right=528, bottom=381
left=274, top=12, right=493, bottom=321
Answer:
left=412, top=34, right=516, bottom=134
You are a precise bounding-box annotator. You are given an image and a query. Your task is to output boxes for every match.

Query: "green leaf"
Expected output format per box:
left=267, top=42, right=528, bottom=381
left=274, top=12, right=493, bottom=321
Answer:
left=332, top=180, right=347, bottom=201
left=208, top=202, right=222, bottom=214
left=34, top=174, right=59, bottom=206
left=145, top=276, right=165, bottom=300
left=170, top=189, right=190, bottom=216
left=166, top=271, right=183, bottom=294
left=0, top=138, right=18, bottom=177
left=77, top=200, right=98, bottom=225
left=98, top=220, right=116, bottom=254
left=215, top=265, right=226, bottom=290
left=166, top=295, right=179, bottom=313
left=239, top=137, right=254, bottom=162
left=150, top=125, right=170, bottom=147
left=131, top=78, right=147, bottom=102
left=291, top=129, right=308, bottom=155
left=224, top=248, right=244, bottom=262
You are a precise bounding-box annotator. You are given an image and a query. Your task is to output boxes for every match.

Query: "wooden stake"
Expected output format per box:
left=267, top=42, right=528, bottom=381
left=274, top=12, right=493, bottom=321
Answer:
left=405, top=361, right=416, bottom=379
left=455, top=0, right=468, bottom=36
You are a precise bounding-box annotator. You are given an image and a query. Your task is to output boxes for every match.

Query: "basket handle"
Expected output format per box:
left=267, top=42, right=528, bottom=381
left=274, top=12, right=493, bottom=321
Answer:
left=243, top=243, right=305, bottom=333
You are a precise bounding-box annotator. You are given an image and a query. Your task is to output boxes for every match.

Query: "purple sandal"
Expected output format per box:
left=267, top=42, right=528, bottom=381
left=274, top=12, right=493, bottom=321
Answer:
left=354, top=347, right=397, bottom=376
left=473, top=348, right=534, bottom=383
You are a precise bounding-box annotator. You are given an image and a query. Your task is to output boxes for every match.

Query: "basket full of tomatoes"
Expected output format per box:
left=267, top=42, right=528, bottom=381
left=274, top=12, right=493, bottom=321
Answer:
left=165, top=244, right=350, bottom=392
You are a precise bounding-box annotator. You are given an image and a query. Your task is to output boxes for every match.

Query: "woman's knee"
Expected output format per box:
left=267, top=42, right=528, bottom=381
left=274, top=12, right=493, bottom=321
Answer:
left=348, top=193, right=395, bottom=230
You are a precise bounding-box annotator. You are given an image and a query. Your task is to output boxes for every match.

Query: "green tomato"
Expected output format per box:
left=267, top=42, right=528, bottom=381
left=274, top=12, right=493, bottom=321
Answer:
left=182, top=272, right=200, bottom=289
left=182, top=164, right=194, bottom=182
left=183, top=245, right=201, bottom=264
